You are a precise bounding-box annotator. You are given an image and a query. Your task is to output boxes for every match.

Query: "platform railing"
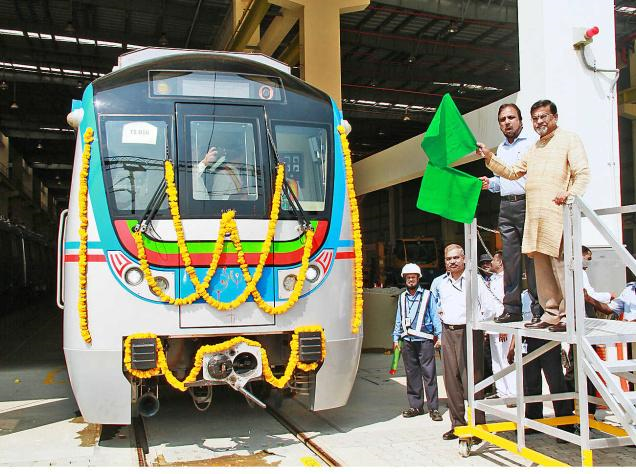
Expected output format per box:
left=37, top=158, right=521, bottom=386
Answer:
left=460, top=195, right=636, bottom=465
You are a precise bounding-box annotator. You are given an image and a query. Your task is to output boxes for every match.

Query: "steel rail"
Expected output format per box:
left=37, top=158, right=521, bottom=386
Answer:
left=266, top=406, right=342, bottom=467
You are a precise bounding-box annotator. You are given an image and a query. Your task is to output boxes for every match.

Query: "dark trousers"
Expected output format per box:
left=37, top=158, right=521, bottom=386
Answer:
left=402, top=339, right=439, bottom=411
left=523, top=337, right=574, bottom=419
left=564, top=345, right=596, bottom=413
left=441, top=325, right=486, bottom=427
left=499, top=199, right=541, bottom=316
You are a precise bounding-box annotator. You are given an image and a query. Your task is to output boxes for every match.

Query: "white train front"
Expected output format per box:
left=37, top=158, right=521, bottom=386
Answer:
left=58, top=48, right=363, bottom=425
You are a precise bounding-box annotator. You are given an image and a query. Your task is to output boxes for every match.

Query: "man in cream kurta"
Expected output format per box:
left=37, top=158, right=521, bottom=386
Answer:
left=477, top=99, right=590, bottom=331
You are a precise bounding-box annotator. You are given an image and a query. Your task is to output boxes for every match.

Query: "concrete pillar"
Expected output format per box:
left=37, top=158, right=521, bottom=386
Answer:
left=271, top=0, right=370, bottom=106
left=630, top=48, right=636, bottom=250
left=515, top=0, right=621, bottom=244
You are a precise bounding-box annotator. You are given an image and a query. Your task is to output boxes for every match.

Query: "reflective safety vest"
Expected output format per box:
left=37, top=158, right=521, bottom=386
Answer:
left=398, top=289, right=434, bottom=340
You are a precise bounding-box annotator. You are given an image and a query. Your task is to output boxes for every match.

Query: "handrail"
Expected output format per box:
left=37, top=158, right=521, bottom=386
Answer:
left=573, top=196, right=636, bottom=277
left=56, top=209, right=68, bottom=310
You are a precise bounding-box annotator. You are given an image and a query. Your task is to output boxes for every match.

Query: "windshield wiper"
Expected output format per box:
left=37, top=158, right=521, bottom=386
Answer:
left=133, top=146, right=168, bottom=234
left=262, top=109, right=312, bottom=232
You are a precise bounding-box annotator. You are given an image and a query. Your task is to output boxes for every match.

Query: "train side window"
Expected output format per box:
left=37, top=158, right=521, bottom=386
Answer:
left=273, top=125, right=328, bottom=212
left=101, top=118, right=170, bottom=215
left=189, top=120, right=258, bottom=201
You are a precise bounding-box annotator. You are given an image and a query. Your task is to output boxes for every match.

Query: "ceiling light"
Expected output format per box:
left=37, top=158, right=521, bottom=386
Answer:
left=0, top=80, right=7, bottom=91
left=158, top=32, right=169, bottom=47
left=447, top=21, right=461, bottom=34
left=64, top=21, right=75, bottom=34
left=407, top=55, right=416, bottom=63
left=10, top=82, right=17, bottom=109
left=36, top=142, right=43, bottom=150
left=76, top=80, right=83, bottom=89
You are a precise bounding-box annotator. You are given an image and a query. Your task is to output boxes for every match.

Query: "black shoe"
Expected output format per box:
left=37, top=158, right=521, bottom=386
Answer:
left=443, top=429, right=458, bottom=440
left=402, top=407, right=423, bottom=418
left=530, top=315, right=542, bottom=324
left=548, top=322, right=567, bottom=332
left=495, top=312, right=523, bottom=324
left=429, top=409, right=443, bottom=421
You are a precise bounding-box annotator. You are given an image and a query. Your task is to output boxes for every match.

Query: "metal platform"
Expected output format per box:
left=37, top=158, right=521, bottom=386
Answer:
left=459, top=197, right=636, bottom=466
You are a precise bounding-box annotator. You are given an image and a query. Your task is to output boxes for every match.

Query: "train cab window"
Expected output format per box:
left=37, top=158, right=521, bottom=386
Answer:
left=273, top=125, right=328, bottom=212
left=189, top=120, right=258, bottom=201
left=100, top=118, right=170, bottom=215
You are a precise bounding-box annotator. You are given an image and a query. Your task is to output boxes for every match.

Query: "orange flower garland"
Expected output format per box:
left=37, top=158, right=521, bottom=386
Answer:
left=123, top=326, right=326, bottom=391
left=77, top=128, right=94, bottom=344
left=337, top=125, right=364, bottom=334
left=134, top=160, right=315, bottom=313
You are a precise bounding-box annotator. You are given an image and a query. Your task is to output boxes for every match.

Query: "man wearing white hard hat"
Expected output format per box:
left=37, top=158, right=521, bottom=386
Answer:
left=392, top=262, right=443, bottom=421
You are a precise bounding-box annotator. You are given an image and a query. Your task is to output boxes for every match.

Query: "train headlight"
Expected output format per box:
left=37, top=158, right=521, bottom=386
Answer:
left=305, top=265, right=320, bottom=283
left=155, top=276, right=169, bottom=292
left=282, top=274, right=297, bottom=291
left=124, top=267, right=144, bottom=286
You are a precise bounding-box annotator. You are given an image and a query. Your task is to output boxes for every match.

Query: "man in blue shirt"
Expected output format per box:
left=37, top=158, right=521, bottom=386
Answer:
left=479, top=104, right=541, bottom=324
left=392, top=263, right=443, bottom=421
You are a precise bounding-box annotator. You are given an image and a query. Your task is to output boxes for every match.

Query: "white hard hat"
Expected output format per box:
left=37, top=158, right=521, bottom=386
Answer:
left=401, top=263, right=422, bottom=278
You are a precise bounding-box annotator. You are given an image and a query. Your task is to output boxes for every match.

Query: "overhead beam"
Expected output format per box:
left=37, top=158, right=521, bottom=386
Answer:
left=0, top=129, right=74, bottom=140
left=225, top=0, right=270, bottom=51
left=374, top=0, right=518, bottom=24
left=341, top=28, right=516, bottom=62
left=341, top=58, right=516, bottom=91
left=0, top=70, right=91, bottom=87
left=258, top=5, right=300, bottom=55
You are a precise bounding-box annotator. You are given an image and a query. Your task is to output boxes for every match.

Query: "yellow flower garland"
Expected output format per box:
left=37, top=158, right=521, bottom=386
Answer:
left=134, top=160, right=315, bottom=313
left=78, top=128, right=94, bottom=344
left=337, top=125, right=364, bottom=334
left=123, top=326, right=326, bottom=391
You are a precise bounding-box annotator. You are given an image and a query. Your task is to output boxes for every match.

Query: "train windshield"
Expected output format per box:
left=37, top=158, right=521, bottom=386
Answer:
left=274, top=124, right=328, bottom=212
left=100, top=117, right=170, bottom=215
left=189, top=119, right=259, bottom=201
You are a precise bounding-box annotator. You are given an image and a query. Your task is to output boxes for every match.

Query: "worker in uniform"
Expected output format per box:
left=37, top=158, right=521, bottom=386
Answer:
left=392, top=263, right=443, bottom=421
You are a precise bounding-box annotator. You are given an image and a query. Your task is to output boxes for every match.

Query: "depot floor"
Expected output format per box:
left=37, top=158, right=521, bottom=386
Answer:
left=1, top=301, right=636, bottom=466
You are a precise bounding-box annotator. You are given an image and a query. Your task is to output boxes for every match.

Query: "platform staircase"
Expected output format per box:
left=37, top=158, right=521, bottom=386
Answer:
left=460, top=196, right=636, bottom=465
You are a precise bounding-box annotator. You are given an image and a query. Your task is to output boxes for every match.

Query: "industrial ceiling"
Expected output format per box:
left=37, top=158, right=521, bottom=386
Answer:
left=0, top=0, right=634, bottom=206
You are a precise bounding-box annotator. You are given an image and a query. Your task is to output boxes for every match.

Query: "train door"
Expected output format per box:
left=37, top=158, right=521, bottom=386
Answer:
left=174, top=103, right=276, bottom=328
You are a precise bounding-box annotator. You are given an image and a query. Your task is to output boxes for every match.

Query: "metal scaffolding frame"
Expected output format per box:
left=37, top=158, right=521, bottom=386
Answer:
left=456, top=196, right=636, bottom=466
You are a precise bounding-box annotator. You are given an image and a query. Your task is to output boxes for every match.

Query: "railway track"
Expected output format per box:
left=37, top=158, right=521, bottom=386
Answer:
left=130, top=402, right=340, bottom=467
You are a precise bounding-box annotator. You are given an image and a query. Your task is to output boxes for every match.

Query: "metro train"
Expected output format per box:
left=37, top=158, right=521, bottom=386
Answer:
left=0, top=218, right=53, bottom=314
left=58, top=48, right=363, bottom=424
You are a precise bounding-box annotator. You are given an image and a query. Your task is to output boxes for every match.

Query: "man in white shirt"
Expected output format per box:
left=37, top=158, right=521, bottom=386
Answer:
left=484, top=252, right=517, bottom=406
left=431, top=244, right=496, bottom=442
left=193, top=146, right=242, bottom=200
left=478, top=104, right=541, bottom=324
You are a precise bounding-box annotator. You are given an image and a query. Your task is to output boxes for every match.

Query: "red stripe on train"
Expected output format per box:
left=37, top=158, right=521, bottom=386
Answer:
left=64, top=254, right=107, bottom=262
left=335, top=251, right=354, bottom=259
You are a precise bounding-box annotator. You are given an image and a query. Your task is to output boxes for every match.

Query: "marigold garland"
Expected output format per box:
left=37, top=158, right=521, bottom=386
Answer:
left=77, top=128, right=94, bottom=344
left=337, top=125, right=364, bottom=334
left=123, top=326, right=326, bottom=391
left=134, top=160, right=315, bottom=313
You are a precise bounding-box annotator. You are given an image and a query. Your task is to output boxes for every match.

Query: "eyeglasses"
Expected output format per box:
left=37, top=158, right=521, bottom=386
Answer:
left=531, top=113, right=553, bottom=123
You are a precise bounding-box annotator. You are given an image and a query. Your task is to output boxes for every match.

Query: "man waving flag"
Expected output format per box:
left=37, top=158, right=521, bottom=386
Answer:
left=416, top=93, right=481, bottom=223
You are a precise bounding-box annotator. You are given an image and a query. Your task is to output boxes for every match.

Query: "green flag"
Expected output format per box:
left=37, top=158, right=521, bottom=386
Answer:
left=421, top=93, right=477, bottom=167
left=416, top=94, right=481, bottom=223
left=416, top=164, right=481, bottom=224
